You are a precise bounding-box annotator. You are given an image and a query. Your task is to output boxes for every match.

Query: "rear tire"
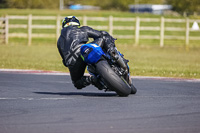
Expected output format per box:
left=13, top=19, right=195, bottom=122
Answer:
left=96, top=60, right=131, bottom=96
left=130, top=84, right=137, bottom=94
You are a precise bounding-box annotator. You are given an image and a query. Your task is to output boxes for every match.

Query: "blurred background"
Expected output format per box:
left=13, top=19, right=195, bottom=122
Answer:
left=0, top=0, right=200, bottom=15
left=0, top=0, right=200, bottom=79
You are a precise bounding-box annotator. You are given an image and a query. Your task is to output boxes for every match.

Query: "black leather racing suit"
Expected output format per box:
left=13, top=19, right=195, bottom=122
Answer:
left=57, top=25, right=115, bottom=89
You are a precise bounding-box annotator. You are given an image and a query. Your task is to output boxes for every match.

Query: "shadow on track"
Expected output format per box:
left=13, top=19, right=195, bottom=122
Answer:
left=34, top=92, right=118, bottom=97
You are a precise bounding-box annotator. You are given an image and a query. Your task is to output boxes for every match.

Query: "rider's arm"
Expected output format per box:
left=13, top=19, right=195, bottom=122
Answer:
left=82, top=26, right=116, bottom=51
left=81, top=26, right=102, bottom=39
left=81, top=26, right=105, bottom=47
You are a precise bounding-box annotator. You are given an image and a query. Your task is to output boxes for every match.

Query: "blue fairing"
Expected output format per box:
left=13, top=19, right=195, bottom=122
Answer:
left=81, top=43, right=105, bottom=64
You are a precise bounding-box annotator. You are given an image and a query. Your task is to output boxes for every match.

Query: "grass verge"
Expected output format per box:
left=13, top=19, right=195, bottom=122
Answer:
left=0, top=44, right=199, bottom=79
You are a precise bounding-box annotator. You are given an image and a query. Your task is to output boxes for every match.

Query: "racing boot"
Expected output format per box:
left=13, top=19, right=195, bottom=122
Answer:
left=74, top=76, right=92, bottom=89
left=74, top=76, right=104, bottom=90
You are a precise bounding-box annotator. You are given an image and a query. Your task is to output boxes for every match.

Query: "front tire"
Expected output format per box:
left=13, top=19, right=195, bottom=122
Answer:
left=96, top=60, right=131, bottom=96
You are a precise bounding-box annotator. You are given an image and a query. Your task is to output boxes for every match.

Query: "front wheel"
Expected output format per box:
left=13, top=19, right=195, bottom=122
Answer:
left=95, top=60, right=131, bottom=96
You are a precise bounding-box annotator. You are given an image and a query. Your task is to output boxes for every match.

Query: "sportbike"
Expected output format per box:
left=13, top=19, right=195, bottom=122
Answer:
left=81, top=40, right=137, bottom=97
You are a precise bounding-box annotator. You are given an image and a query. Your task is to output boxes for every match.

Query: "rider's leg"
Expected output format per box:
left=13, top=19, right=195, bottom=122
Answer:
left=68, top=56, right=92, bottom=89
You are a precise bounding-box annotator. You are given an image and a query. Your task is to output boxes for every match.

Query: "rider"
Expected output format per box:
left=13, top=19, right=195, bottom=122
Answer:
left=57, top=16, right=115, bottom=90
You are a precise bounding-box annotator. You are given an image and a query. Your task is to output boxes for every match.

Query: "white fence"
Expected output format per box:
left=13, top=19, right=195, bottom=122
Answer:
left=0, top=17, right=8, bottom=44
left=1, top=15, right=200, bottom=46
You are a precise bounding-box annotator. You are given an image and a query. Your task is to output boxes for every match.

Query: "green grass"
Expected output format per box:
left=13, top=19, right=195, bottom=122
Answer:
left=118, top=45, right=200, bottom=79
left=0, top=44, right=199, bottom=79
left=0, top=45, right=62, bottom=71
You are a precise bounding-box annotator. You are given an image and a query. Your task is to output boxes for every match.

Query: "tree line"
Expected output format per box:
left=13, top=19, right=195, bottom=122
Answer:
left=0, top=0, right=200, bottom=15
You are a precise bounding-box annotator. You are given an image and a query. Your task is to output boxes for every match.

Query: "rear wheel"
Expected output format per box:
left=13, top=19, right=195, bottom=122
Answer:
left=130, top=84, right=137, bottom=94
left=95, top=60, right=131, bottom=96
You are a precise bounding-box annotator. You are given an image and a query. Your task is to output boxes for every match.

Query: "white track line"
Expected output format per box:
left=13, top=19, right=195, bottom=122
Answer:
left=0, top=97, right=73, bottom=100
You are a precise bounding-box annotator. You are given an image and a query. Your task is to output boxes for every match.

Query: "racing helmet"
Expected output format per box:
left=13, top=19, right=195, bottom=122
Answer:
left=62, top=16, right=80, bottom=28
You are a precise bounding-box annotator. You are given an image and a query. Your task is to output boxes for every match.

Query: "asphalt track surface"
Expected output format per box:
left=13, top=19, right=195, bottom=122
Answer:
left=0, top=70, right=200, bottom=133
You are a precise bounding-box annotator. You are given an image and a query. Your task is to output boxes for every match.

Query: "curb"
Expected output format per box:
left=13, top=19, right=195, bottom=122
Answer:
left=0, top=68, right=200, bottom=82
left=0, top=69, right=69, bottom=75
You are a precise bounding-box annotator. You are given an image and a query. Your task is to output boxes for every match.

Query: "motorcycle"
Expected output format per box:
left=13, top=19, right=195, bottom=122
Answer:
left=80, top=42, right=137, bottom=97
